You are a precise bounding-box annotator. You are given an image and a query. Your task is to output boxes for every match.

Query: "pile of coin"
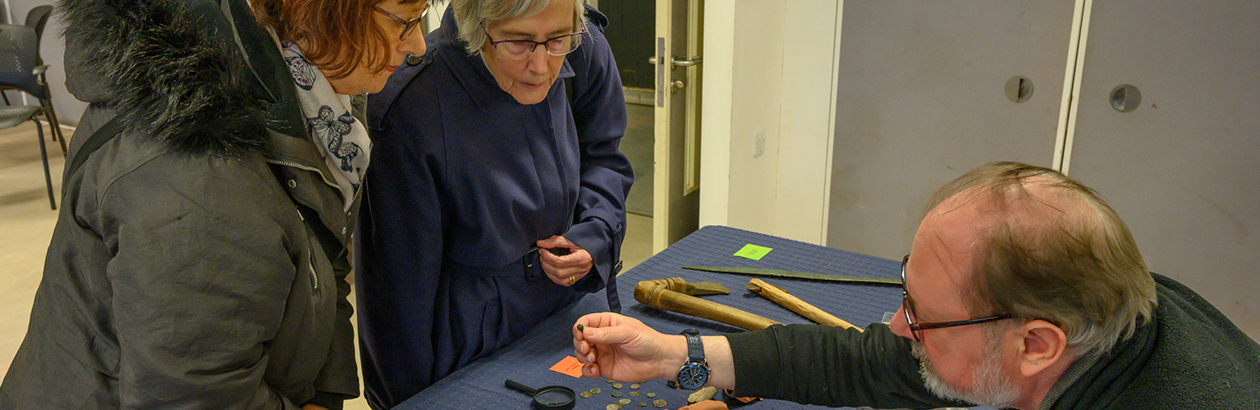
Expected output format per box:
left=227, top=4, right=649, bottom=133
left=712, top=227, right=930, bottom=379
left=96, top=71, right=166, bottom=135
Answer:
left=584, top=379, right=667, bottom=409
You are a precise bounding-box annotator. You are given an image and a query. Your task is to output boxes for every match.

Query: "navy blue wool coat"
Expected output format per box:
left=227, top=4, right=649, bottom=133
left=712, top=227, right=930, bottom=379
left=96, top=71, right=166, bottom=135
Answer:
left=356, top=6, right=632, bottom=409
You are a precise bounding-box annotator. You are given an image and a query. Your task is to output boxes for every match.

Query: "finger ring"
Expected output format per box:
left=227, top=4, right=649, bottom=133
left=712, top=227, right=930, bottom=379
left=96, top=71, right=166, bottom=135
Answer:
left=568, top=276, right=578, bottom=285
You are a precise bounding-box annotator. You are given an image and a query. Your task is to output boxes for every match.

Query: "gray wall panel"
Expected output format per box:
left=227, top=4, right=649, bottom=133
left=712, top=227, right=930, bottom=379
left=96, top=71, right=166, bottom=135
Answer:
left=828, top=0, right=1074, bottom=258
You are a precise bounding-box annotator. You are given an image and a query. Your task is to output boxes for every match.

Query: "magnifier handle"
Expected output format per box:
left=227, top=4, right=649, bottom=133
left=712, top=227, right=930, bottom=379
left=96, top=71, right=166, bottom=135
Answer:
left=504, top=379, right=537, bottom=396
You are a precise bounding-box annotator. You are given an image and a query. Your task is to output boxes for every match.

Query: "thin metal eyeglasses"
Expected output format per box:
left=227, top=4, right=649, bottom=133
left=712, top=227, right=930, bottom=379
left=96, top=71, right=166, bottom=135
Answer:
left=483, top=26, right=586, bottom=60
left=901, top=254, right=1013, bottom=342
left=374, top=5, right=429, bottom=40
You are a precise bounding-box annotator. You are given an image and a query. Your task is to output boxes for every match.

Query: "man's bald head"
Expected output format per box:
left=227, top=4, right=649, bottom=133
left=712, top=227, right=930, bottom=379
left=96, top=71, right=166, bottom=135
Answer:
left=923, top=162, right=1157, bottom=358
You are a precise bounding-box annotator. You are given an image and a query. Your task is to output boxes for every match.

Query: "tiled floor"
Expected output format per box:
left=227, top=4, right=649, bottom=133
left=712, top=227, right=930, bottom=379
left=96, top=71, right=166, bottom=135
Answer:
left=0, top=119, right=655, bottom=408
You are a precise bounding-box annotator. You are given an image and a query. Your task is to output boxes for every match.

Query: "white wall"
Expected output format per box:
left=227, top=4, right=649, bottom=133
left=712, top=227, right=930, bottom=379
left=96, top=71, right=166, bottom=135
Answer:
left=700, top=0, right=839, bottom=245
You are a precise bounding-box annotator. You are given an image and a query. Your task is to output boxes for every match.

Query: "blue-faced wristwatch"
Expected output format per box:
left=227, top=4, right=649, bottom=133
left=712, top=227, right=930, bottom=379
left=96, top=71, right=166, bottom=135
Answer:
left=673, top=328, right=710, bottom=390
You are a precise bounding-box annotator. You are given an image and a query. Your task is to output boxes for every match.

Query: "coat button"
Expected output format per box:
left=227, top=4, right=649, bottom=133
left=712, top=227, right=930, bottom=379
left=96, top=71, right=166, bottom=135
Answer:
left=341, top=227, right=347, bottom=235
left=287, top=179, right=297, bottom=189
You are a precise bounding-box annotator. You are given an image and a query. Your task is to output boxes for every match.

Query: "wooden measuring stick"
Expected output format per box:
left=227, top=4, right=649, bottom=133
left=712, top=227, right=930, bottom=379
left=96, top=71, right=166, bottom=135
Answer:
left=746, top=278, right=863, bottom=332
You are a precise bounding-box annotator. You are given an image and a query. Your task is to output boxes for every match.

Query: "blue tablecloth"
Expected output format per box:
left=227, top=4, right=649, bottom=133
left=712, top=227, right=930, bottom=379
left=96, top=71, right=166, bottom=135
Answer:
left=397, top=225, right=905, bottom=409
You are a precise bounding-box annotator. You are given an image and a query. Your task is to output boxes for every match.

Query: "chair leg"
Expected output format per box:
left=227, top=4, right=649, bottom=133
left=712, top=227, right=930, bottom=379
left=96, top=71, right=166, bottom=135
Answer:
left=42, top=100, right=66, bottom=154
left=43, top=106, right=54, bottom=141
left=39, top=85, right=64, bottom=144
left=33, top=118, right=56, bottom=210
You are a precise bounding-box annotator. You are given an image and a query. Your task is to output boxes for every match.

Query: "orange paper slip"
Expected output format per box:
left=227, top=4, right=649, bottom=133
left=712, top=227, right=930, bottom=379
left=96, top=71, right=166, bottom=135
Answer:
left=549, top=356, right=584, bottom=378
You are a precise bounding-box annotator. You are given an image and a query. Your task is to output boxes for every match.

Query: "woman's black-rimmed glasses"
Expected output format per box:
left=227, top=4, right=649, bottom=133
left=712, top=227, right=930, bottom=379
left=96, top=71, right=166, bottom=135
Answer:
left=374, top=5, right=429, bottom=40
left=901, top=254, right=1013, bottom=342
left=483, top=25, right=587, bottom=60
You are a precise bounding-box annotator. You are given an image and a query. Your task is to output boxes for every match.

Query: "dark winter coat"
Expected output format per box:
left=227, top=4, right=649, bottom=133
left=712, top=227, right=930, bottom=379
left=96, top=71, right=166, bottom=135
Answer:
left=354, top=5, right=632, bottom=408
left=0, top=0, right=359, bottom=408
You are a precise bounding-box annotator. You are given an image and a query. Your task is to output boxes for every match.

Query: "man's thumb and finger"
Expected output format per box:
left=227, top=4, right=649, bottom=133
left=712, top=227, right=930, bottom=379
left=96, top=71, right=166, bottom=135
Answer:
left=581, top=324, right=638, bottom=346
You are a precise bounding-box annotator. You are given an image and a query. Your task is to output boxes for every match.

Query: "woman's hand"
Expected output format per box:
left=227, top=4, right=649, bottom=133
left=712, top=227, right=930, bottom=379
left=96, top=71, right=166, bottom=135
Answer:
left=572, top=313, right=683, bottom=383
left=537, top=235, right=593, bottom=287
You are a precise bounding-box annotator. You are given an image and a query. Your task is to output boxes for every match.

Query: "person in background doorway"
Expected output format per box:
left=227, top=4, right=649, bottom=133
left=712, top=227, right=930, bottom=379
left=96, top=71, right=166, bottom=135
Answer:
left=355, top=0, right=633, bottom=407
left=573, top=162, right=1260, bottom=409
left=0, top=0, right=426, bottom=408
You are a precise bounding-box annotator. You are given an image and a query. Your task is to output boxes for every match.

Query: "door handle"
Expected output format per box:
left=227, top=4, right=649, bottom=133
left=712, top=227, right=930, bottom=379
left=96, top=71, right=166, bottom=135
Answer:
left=649, top=56, right=704, bottom=69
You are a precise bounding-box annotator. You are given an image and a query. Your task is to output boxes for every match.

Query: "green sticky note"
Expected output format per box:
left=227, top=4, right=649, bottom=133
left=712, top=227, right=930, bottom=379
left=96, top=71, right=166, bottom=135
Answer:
left=734, top=244, right=773, bottom=260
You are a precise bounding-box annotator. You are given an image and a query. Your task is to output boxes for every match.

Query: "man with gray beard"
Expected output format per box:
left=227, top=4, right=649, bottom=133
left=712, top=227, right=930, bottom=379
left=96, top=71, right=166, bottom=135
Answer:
left=913, top=328, right=1018, bottom=407
left=570, top=162, right=1260, bottom=409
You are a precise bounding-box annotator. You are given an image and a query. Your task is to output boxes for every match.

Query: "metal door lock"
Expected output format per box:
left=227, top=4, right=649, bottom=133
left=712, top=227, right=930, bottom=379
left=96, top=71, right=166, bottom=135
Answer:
left=1005, top=76, right=1034, bottom=103
left=1110, top=84, right=1141, bottom=113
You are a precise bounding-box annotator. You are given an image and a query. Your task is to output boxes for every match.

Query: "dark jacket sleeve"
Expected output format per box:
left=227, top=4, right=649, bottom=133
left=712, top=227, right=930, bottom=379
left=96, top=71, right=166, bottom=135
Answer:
left=564, top=10, right=633, bottom=295
left=724, top=324, right=967, bottom=408
left=310, top=252, right=358, bottom=410
left=97, top=154, right=300, bottom=409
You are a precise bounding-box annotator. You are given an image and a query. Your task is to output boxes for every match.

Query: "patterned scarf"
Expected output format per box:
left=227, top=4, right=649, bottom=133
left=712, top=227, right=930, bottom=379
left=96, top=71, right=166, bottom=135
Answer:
left=281, top=41, right=371, bottom=211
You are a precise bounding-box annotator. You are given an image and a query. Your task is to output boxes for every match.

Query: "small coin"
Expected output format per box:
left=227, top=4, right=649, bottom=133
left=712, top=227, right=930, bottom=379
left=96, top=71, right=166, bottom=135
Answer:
left=613, top=383, right=623, bottom=389
left=629, top=392, right=639, bottom=397
left=637, top=403, right=647, bottom=407
left=606, top=404, right=621, bottom=410
left=607, top=379, right=616, bottom=383
left=646, top=393, right=656, bottom=398
left=653, top=399, right=667, bottom=408
left=590, top=388, right=602, bottom=394
left=630, top=384, right=641, bottom=390
left=611, top=391, right=623, bottom=398
left=619, top=398, right=633, bottom=405
left=580, top=391, right=592, bottom=398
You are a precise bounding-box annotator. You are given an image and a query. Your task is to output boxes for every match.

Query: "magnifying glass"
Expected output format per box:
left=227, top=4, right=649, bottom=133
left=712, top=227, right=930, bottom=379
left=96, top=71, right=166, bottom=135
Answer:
left=504, top=379, right=576, bottom=410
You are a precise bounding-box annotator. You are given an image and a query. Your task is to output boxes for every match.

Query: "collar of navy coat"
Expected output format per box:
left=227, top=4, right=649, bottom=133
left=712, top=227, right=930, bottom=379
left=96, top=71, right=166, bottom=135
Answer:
left=368, top=3, right=577, bottom=131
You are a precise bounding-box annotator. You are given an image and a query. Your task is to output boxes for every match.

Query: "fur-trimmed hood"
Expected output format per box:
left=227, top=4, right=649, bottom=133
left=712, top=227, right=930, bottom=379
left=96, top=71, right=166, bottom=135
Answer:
left=58, top=0, right=292, bottom=154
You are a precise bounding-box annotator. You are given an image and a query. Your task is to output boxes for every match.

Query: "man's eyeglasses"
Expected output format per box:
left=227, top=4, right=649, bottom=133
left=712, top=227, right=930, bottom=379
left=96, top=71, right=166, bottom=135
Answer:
left=901, top=254, right=1013, bottom=342
left=375, top=5, right=428, bottom=40
left=483, top=26, right=586, bottom=60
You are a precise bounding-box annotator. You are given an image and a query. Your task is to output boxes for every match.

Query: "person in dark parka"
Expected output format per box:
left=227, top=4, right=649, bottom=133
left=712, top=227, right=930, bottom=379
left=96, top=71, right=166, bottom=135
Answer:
left=356, top=0, right=633, bottom=407
left=0, top=0, right=427, bottom=408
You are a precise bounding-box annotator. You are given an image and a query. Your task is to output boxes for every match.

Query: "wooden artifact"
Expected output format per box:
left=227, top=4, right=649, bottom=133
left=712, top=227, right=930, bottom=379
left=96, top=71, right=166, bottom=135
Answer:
left=634, top=277, right=780, bottom=331
left=746, top=278, right=862, bottom=332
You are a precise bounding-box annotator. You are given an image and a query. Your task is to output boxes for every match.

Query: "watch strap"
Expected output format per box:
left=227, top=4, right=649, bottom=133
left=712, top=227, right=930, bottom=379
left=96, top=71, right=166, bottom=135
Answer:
left=682, top=329, right=705, bottom=363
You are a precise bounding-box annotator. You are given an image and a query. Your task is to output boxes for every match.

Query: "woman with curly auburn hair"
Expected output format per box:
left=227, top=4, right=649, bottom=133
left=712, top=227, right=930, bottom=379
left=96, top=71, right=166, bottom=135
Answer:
left=0, top=0, right=425, bottom=408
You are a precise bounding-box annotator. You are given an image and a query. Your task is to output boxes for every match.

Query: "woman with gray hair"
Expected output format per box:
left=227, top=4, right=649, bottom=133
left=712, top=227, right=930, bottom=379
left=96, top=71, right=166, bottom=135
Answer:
left=355, top=0, right=632, bottom=407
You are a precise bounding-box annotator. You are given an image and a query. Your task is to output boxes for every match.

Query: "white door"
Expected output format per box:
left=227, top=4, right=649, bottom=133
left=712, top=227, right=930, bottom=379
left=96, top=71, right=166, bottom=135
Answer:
left=1064, top=0, right=1260, bottom=339
left=652, top=0, right=702, bottom=252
